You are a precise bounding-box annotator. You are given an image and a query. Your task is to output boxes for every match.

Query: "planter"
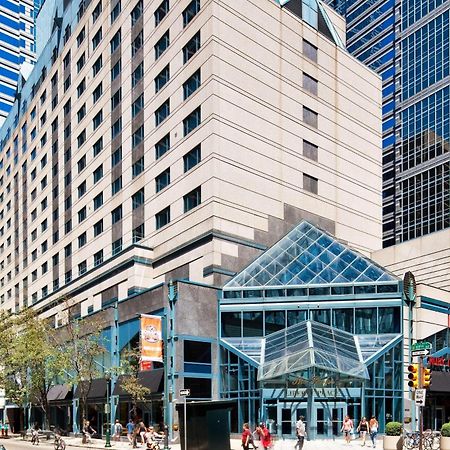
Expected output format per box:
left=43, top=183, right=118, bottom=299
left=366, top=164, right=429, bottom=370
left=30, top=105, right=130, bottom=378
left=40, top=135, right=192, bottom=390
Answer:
left=441, top=436, right=450, bottom=450
left=383, top=435, right=403, bottom=450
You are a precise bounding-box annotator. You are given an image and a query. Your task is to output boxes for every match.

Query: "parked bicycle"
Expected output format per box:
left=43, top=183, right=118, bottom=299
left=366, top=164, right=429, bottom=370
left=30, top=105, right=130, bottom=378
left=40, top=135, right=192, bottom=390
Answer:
left=403, top=430, right=440, bottom=450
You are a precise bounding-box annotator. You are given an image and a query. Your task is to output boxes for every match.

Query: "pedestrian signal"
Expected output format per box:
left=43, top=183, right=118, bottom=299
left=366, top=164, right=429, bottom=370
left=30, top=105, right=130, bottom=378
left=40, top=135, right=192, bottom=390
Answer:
left=422, top=367, right=432, bottom=389
left=408, top=363, right=419, bottom=388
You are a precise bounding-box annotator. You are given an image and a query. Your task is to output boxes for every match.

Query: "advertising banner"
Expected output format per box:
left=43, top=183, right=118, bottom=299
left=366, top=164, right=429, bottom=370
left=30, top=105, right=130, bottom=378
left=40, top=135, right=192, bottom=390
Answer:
left=140, top=315, right=163, bottom=366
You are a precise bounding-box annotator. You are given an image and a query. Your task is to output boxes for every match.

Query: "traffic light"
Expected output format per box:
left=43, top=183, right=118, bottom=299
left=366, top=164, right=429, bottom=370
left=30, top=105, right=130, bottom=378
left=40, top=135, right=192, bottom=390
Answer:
left=408, top=363, right=419, bottom=388
left=422, top=367, right=432, bottom=389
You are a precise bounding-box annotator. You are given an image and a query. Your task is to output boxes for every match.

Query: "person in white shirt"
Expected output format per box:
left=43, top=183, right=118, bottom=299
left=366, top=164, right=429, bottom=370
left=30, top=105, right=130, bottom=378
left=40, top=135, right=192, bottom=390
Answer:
left=295, top=416, right=306, bottom=450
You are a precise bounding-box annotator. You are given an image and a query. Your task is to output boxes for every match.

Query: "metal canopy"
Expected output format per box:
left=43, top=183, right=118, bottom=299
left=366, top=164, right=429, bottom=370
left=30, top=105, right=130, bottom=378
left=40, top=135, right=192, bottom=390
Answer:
left=257, top=320, right=369, bottom=381
left=224, top=221, right=398, bottom=289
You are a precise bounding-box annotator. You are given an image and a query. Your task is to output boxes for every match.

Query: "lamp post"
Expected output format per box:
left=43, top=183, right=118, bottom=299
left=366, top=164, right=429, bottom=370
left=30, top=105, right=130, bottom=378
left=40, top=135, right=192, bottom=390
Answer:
left=105, top=371, right=112, bottom=448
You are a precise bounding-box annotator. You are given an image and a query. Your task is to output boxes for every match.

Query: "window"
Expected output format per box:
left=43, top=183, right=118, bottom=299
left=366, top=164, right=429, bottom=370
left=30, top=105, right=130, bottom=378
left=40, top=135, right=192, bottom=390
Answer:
left=93, top=137, right=103, bottom=156
left=77, top=52, right=86, bottom=72
left=132, top=224, right=145, bottom=243
left=183, top=186, right=201, bottom=212
left=183, top=107, right=201, bottom=136
left=65, top=270, right=72, bottom=284
left=155, top=31, right=169, bottom=59
left=52, top=253, right=59, bottom=267
left=77, top=104, right=86, bottom=122
left=183, top=0, right=200, bottom=27
left=78, top=206, right=87, bottom=223
left=64, top=243, right=72, bottom=257
left=132, top=94, right=144, bottom=117
left=93, top=109, right=103, bottom=130
left=40, top=111, right=47, bottom=126
left=131, top=0, right=143, bottom=25
left=93, top=192, right=103, bottom=209
left=111, top=205, right=122, bottom=223
left=41, top=219, right=48, bottom=231
left=41, top=154, right=47, bottom=168
left=93, top=55, right=102, bottom=76
left=112, top=238, right=123, bottom=255
left=64, top=75, right=71, bottom=92
left=77, top=79, right=86, bottom=98
left=303, top=106, right=318, bottom=128
left=93, top=82, right=103, bottom=103
left=132, top=62, right=143, bottom=87
left=31, top=229, right=37, bottom=241
left=78, top=155, right=87, bottom=172
left=156, top=206, right=170, bottom=229
left=155, top=0, right=169, bottom=26
left=132, top=125, right=144, bottom=148
left=303, top=72, right=318, bottom=96
left=303, top=140, right=318, bottom=161
left=78, top=260, right=87, bottom=275
left=111, top=0, right=121, bottom=22
left=92, top=27, right=103, bottom=49
left=64, top=99, right=71, bottom=115
left=110, top=29, right=121, bottom=53
left=77, top=129, right=86, bottom=147
left=94, top=249, right=103, bottom=266
left=156, top=168, right=170, bottom=192
left=78, top=181, right=87, bottom=198
left=155, top=134, right=170, bottom=159
left=303, top=173, right=318, bottom=194
left=112, top=176, right=122, bottom=195
left=65, top=219, right=72, bottom=234
left=155, top=65, right=170, bottom=93
left=77, top=27, right=86, bottom=46
left=93, top=164, right=103, bottom=183
left=155, top=99, right=170, bottom=126
left=31, top=209, right=37, bottom=221
left=93, top=219, right=103, bottom=237
left=183, top=32, right=200, bottom=63
left=303, top=39, right=318, bottom=62
left=41, top=175, right=48, bottom=189
left=92, top=1, right=102, bottom=22
left=132, top=30, right=143, bottom=56
left=111, top=59, right=121, bottom=81
left=132, top=157, right=144, bottom=178
left=132, top=188, right=144, bottom=209
left=112, top=118, right=122, bottom=139
left=184, top=145, right=201, bottom=172
left=65, top=195, right=72, bottom=210
left=183, top=69, right=201, bottom=100
left=41, top=240, right=48, bottom=253
left=112, top=147, right=122, bottom=166
left=63, top=51, right=71, bottom=68
left=32, top=249, right=37, bottom=261
left=111, top=88, right=122, bottom=110
left=78, top=232, right=87, bottom=248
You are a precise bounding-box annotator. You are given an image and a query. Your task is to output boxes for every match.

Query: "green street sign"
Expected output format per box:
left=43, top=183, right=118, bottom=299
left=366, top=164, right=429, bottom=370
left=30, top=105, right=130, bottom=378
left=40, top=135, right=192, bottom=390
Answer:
left=412, top=342, right=432, bottom=351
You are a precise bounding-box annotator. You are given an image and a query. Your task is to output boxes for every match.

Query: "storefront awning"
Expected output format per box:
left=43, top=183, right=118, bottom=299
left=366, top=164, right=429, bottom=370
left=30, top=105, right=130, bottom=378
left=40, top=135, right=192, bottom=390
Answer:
left=47, top=384, right=71, bottom=401
left=74, top=379, right=107, bottom=399
left=112, top=369, right=164, bottom=396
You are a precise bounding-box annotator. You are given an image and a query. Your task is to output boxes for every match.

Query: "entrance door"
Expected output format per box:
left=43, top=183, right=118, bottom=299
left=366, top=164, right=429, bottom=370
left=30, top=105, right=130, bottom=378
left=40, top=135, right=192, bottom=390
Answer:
left=315, top=402, right=346, bottom=438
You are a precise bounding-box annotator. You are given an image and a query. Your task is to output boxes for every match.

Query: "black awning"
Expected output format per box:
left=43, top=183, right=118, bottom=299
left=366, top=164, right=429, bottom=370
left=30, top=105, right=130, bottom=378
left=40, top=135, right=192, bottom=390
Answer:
left=74, top=379, right=107, bottom=399
left=430, top=371, right=450, bottom=392
left=112, top=369, right=164, bottom=396
left=47, top=384, right=71, bottom=401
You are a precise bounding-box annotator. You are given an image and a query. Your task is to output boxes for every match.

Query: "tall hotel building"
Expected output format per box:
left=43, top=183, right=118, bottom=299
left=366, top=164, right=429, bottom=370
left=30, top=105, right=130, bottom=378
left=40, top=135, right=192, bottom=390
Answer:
left=325, top=0, right=450, bottom=247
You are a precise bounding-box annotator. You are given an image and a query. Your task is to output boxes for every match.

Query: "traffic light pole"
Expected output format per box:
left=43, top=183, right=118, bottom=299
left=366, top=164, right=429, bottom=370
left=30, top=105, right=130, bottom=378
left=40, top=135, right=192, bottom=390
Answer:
left=418, top=356, right=423, bottom=450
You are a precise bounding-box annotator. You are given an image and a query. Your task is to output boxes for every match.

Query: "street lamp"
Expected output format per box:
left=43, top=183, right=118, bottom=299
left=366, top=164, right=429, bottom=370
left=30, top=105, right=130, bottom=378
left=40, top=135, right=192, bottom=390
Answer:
left=104, top=371, right=112, bottom=448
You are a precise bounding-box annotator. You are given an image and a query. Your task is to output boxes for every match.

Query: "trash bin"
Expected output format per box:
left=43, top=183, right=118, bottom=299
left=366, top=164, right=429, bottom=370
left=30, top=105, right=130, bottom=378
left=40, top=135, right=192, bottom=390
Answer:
left=267, top=420, right=276, bottom=435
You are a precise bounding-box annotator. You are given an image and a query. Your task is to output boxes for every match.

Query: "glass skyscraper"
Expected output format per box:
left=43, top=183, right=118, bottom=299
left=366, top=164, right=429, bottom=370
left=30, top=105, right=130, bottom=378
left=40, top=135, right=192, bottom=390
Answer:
left=0, top=0, right=39, bottom=125
left=326, top=0, right=450, bottom=247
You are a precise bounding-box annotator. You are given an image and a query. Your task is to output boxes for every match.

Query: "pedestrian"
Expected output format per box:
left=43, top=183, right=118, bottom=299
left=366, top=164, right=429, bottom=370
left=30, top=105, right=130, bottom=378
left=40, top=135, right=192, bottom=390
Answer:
left=83, top=420, right=96, bottom=444
left=127, top=419, right=135, bottom=446
left=4, top=421, right=8, bottom=437
left=295, top=416, right=306, bottom=450
left=256, top=423, right=272, bottom=450
left=357, top=417, right=368, bottom=446
left=369, top=416, right=379, bottom=448
left=242, top=423, right=252, bottom=450
left=114, top=419, right=123, bottom=442
left=341, top=415, right=353, bottom=445
left=139, top=421, right=146, bottom=445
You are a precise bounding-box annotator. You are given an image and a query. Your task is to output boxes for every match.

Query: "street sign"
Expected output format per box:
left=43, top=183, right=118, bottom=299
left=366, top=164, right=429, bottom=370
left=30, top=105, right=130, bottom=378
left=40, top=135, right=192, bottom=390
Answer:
left=412, top=342, right=432, bottom=351
left=415, top=388, right=426, bottom=407
left=179, top=389, right=191, bottom=397
left=412, top=349, right=430, bottom=357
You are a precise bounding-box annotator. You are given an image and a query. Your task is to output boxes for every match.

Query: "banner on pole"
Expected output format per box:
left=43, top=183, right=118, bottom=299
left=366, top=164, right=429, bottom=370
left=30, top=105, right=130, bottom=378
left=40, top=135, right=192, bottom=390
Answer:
left=140, top=315, right=163, bottom=365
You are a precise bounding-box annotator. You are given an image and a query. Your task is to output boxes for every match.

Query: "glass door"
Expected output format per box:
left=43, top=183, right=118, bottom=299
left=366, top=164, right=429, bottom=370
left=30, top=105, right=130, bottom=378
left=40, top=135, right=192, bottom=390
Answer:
left=315, top=402, right=346, bottom=438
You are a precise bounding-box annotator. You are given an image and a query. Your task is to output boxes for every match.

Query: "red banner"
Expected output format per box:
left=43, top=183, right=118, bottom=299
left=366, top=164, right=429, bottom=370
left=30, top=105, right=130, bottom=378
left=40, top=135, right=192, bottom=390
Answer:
left=140, top=315, right=163, bottom=364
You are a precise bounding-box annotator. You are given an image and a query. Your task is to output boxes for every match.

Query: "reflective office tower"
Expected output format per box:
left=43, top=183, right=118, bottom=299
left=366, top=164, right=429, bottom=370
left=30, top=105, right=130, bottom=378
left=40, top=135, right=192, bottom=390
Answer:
left=326, top=0, right=450, bottom=247
left=0, top=0, right=39, bottom=125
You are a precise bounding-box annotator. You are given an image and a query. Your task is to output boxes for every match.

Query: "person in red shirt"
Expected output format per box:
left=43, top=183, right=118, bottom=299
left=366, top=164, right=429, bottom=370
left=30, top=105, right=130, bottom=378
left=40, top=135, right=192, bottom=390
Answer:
left=242, top=423, right=252, bottom=450
left=256, top=423, right=272, bottom=450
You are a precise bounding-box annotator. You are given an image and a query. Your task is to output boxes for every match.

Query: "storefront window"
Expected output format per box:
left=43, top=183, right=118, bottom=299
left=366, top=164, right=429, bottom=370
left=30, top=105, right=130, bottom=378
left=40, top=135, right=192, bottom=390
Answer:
left=355, top=308, right=377, bottom=333
left=243, top=312, right=263, bottom=336
left=265, top=310, right=286, bottom=335
left=333, top=308, right=354, bottom=333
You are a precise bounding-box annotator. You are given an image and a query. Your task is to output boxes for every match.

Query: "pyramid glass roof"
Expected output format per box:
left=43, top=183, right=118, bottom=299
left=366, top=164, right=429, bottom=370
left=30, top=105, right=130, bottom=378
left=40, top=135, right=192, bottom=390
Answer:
left=224, top=221, right=398, bottom=289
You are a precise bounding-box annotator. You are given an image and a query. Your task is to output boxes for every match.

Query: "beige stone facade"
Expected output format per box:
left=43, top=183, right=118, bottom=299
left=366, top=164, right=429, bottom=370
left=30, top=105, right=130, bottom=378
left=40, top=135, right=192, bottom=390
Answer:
left=0, top=0, right=382, bottom=320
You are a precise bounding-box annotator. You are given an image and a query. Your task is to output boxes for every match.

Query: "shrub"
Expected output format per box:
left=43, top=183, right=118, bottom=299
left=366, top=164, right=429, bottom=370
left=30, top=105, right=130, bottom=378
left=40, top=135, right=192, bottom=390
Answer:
left=441, top=423, right=450, bottom=437
left=385, top=422, right=402, bottom=436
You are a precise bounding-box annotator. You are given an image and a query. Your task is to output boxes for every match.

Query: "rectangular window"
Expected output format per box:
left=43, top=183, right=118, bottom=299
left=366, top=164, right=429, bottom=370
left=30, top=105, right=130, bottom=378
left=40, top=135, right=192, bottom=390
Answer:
left=93, top=109, right=103, bottom=130
left=112, top=238, right=123, bottom=255
left=77, top=78, right=86, bottom=97
left=183, top=144, right=201, bottom=172
left=92, top=27, right=103, bottom=49
left=78, top=206, right=87, bottom=223
left=155, top=99, right=170, bottom=126
left=110, top=29, right=121, bottom=53
left=111, top=205, right=122, bottom=223
left=76, top=52, right=86, bottom=72
left=93, top=55, right=102, bottom=76
left=156, top=168, right=170, bottom=192
left=93, top=82, right=103, bottom=103
left=77, top=130, right=86, bottom=148
left=64, top=243, right=72, bottom=257
left=183, top=69, right=201, bottom=100
left=94, top=219, right=103, bottom=237
left=111, top=0, right=121, bottom=22
left=78, top=181, right=86, bottom=198
left=132, top=125, right=144, bottom=148
left=132, top=30, right=143, bottom=56
left=303, top=140, right=318, bottom=161
left=183, top=107, right=201, bottom=136
left=155, top=31, right=170, bottom=60
left=132, top=188, right=145, bottom=209
left=78, top=232, right=87, bottom=248
left=155, top=65, right=170, bottom=93
left=111, top=59, right=121, bottom=81
left=183, top=0, right=200, bottom=27
left=155, top=133, right=170, bottom=159
left=92, top=1, right=102, bottom=21
left=77, top=27, right=86, bottom=46
left=303, top=39, right=318, bottom=62
left=112, top=146, right=122, bottom=166
left=112, top=176, right=122, bottom=195
left=132, top=157, right=144, bottom=178
left=132, top=94, right=144, bottom=117
left=132, top=62, right=143, bottom=87
left=93, top=192, right=103, bottom=209
left=93, top=137, right=103, bottom=156
left=132, top=223, right=145, bottom=243
left=156, top=206, right=170, bottom=229
left=183, top=186, right=201, bottom=212
left=78, top=155, right=87, bottom=173
left=94, top=249, right=104, bottom=266
left=303, top=173, right=318, bottom=194
left=303, top=72, right=318, bottom=96
left=111, top=88, right=122, bottom=110
left=131, top=0, right=143, bottom=25
left=93, top=164, right=103, bottom=183
left=78, top=260, right=87, bottom=275
left=303, top=106, right=318, bottom=128
left=183, top=31, right=200, bottom=63
left=65, top=219, right=72, bottom=234
left=65, top=195, right=72, bottom=210
left=111, top=118, right=122, bottom=139
left=155, top=0, right=169, bottom=26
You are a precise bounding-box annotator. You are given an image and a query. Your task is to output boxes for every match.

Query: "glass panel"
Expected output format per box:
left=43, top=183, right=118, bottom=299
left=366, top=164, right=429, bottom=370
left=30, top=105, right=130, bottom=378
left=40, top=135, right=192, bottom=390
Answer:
left=243, top=312, right=263, bottom=337
left=355, top=308, right=377, bottom=334
left=287, top=310, right=308, bottom=326
left=265, top=310, right=286, bottom=335
left=333, top=308, right=354, bottom=333
left=378, top=307, right=401, bottom=333
left=310, top=309, right=331, bottom=325
left=221, top=312, right=241, bottom=337
left=354, top=285, right=376, bottom=294
left=286, top=288, right=307, bottom=297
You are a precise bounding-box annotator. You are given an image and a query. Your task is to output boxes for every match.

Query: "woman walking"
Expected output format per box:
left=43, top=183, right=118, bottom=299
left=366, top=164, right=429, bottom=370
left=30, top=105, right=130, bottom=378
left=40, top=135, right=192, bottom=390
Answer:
left=357, top=417, right=368, bottom=446
left=341, top=415, right=354, bottom=445
left=242, top=423, right=252, bottom=450
left=369, top=416, right=379, bottom=448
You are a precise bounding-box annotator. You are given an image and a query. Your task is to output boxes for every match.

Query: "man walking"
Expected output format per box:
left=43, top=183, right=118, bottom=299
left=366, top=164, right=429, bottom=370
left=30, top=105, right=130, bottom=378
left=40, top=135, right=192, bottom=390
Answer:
left=295, top=416, right=306, bottom=450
